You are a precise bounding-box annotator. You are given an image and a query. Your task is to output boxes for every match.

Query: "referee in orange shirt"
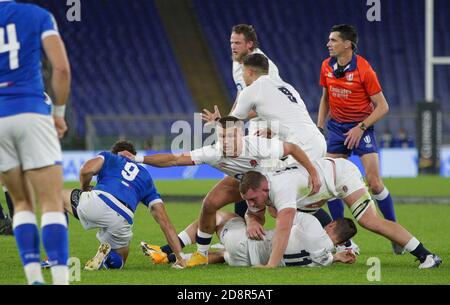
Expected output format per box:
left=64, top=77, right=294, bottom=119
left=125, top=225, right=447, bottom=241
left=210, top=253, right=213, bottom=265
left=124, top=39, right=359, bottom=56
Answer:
left=317, top=24, right=402, bottom=254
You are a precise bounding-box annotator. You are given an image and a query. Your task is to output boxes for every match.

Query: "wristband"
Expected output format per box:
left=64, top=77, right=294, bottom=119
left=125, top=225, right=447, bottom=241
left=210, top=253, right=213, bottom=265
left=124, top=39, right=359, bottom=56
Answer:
left=135, top=155, right=144, bottom=163
left=52, top=104, right=66, bottom=117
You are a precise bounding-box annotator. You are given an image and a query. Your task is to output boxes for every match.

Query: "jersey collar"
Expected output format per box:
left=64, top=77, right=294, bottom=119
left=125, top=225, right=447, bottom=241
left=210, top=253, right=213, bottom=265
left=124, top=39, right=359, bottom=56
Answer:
left=329, top=54, right=358, bottom=73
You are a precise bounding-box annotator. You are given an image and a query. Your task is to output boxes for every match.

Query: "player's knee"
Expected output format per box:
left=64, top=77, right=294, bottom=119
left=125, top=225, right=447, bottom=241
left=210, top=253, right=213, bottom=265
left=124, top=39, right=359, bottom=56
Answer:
left=358, top=214, right=382, bottom=232
left=367, top=178, right=384, bottom=194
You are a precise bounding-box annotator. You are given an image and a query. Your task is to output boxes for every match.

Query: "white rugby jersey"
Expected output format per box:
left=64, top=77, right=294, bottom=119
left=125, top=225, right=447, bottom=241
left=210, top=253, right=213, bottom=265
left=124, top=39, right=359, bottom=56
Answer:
left=251, top=158, right=337, bottom=213
left=232, top=48, right=282, bottom=92
left=246, top=213, right=334, bottom=267
left=231, top=75, right=318, bottom=146
left=189, top=136, right=284, bottom=180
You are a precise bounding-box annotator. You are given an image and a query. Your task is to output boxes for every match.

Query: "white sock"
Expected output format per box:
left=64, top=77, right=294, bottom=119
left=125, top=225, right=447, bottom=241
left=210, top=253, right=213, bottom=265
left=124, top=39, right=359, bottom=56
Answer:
left=372, top=187, right=389, bottom=201
left=24, top=262, right=45, bottom=285
left=51, top=265, right=69, bottom=285
left=196, top=230, right=212, bottom=255
left=403, top=237, right=420, bottom=252
left=178, top=230, right=192, bottom=247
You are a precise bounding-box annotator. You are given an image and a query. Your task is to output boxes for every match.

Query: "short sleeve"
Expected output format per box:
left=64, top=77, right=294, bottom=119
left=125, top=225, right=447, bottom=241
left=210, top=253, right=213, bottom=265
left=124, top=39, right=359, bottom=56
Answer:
left=309, top=248, right=334, bottom=266
left=319, top=60, right=328, bottom=87
left=270, top=180, right=298, bottom=212
left=142, top=182, right=163, bottom=208
left=190, top=145, right=220, bottom=165
left=248, top=137, right=284, bottom=160
left=362, top=66, right=382, bottom=96
left=39, top=10, right=59, bottom=40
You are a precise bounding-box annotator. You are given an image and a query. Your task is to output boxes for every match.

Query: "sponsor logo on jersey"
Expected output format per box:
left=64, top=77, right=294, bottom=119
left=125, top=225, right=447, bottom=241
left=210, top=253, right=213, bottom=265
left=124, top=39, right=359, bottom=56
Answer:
left=250, top=160, right=258, bottom=168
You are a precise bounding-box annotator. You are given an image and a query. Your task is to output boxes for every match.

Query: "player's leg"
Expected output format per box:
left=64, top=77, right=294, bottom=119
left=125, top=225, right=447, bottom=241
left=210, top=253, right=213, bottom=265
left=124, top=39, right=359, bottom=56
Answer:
left=188, top=176, right=242, bottom=267
left=1, top=166, right=44, bottom=284
left=359, top=152, right=401, bottom=254
left=26, top=165, right=69, bottom=284
left=325, top=119, right=352, bottom=220
left=3, top=184, right=14, bottom=218
left=343, top=189, right=441, bottom=268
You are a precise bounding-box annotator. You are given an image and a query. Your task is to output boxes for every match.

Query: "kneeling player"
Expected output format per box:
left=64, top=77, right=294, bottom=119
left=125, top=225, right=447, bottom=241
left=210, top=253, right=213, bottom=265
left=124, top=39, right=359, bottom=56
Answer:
left=140, top=211, right=357, bottom=267
left=63, top=140, right=185, bottom=270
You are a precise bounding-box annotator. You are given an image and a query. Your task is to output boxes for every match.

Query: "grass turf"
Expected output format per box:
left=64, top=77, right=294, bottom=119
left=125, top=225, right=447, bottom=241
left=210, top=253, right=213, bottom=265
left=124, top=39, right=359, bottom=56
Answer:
left=0, top=178, right=449, bottom=285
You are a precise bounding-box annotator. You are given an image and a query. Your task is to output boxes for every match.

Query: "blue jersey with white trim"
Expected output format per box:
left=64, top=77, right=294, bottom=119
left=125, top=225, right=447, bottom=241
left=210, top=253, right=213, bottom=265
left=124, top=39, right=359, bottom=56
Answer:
left=0, top=0, right=58, bottom=117
left=94, top=152, right=162, bottom=212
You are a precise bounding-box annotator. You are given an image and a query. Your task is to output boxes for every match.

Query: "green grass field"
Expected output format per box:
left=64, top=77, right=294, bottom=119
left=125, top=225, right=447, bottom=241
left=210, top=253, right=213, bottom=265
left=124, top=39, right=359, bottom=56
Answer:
left=0, top=177, right=449, bottom=285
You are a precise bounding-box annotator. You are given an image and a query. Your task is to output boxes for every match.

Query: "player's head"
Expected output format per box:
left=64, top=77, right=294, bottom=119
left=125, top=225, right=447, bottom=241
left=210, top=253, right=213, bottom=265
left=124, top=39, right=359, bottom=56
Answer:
left=217, top=116, right=245, bottom=157
left=111, top=140, right=137, bottom=155
left=240, top=171, right=269, bottom=209
left=231, top=24, right=259, bottom=62
left=324, top=217, right=357, bottom=245
left=327, top=24, right=358, bottom=58
left=242, top=53, right=269, bottom=86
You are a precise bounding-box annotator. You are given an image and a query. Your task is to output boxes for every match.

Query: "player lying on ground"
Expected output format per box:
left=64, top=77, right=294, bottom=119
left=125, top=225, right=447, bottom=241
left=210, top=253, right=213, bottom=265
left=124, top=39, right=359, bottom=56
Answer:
left=119, top=116, right=342, bottom=267
left=141, top=210, right=357, bottom=267
left=62, top=140, right=186, bottom=270
left=239, top=158, right=442, bottom=269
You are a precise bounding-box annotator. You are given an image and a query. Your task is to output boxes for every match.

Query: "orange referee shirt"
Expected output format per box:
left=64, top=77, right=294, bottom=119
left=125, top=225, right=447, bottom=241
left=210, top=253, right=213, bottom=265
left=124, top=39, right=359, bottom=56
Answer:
left=320, top=54, right=382, bottom=123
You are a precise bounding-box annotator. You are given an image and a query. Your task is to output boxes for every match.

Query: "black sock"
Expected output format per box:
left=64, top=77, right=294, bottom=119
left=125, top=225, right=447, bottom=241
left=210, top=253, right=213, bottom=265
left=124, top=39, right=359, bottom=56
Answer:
left=313, top=208, right=333, bottom=227
left=234, top=200, right=247, bottom=218
left=64, top=211, right=69, bottom=225
left=5, top=191, right=14, bottom=218
left=410, top=243, right=432, bottom=263
left=160, top=236, right=185, bottom=255
left=167, top=253, right=176, bottom=263
left=0, top=204, right=6, bottom=219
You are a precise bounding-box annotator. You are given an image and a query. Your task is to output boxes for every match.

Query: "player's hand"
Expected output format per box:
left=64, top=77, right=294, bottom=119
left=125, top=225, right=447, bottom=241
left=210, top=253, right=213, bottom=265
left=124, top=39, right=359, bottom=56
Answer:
left=53, top=116, right=68, bottom=139
left=253, top=264, right=276, bottom=269
left=118, top=150, right=136, bottom=161
left=201, top=105, right=221, bottom=124
left=334, top=250, right=357, bottom=264
left=343, top=126, right=364, bottom=150
left=308, top=171, right=322, bottom=196
left=254, top=128, right=274, bottom=139
left=172, top=258, right=187, bottom=269
left=247, top=222, right=265, bottom=240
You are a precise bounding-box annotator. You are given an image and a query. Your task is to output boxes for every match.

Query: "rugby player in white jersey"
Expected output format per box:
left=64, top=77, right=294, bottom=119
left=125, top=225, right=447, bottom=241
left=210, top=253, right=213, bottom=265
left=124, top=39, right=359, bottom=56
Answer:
left=141, top=210, right=357, bottom=268
left=120, top=116, right=329, bottom=266
left=228, top=24, right=283, bottom=222
left=238, top=159, right=442, bottom=269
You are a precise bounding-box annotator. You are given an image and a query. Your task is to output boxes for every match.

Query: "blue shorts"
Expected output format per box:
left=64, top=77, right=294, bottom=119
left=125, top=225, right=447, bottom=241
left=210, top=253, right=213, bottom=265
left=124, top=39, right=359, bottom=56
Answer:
left=326, top=119, right=378, bottom=156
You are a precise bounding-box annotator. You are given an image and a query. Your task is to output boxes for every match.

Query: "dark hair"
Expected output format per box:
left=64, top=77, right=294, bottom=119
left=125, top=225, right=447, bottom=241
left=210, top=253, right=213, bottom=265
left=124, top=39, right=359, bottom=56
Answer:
left=331, top=24, right=358, bottom=50
left=239, top=171, right=266, bottom=194
left=242, top=53, right=269, bottom=74
left=111, top=140, right=136, bottom=155
left=232, top=24, right=259, bottom=50
left=217, top=116, right=243, bottom=129
left=333, top=218, right=357, bottom=245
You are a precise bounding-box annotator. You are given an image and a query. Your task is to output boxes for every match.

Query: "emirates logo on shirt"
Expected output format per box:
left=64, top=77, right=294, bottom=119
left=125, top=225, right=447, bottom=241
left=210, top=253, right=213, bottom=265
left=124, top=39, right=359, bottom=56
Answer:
left=250, top=160, right=258, bottom=168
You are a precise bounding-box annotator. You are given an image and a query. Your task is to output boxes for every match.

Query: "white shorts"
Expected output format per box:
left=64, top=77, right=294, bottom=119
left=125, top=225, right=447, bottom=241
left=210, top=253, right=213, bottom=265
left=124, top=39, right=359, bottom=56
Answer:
left=77, top=191, right=133, bottom=249
left=334, top=158, right=366, bottom=198
left=220, top=217, right=251, bottom=267
left=0, top=113, right=61, bottom=172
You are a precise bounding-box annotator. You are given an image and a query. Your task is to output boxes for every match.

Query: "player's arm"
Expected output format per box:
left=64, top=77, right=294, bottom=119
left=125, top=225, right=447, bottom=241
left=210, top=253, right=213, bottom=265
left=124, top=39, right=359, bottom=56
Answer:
left=333, top=250, right=357, bottom=264
left=150, top=202, right=186, bottom=268
left=317, top=87, right=329, bottom=132
left=264, top=207, right=296, bottom=268
left=42, top=35, right=71, bottom=138
left=245, top=206, right=266, bottom=240
left=119, top=151, right=194, bottom=167
left=283, top=142, right=321, bottom=195
left=79, top=156, right=104, bottom=191
left=230, top=91, right=257, bottom=119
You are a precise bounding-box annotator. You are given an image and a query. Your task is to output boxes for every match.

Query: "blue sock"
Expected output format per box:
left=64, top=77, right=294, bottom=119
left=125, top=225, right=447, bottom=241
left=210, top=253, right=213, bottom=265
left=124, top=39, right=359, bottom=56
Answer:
left=234, top=200, right=248, bottom=218
left=372, top=188, right=396, bottom=222
left=327, top=199, right=345, bottom=220
left=41, top=212, right=69, bottom=267
left=104, top=250, right=124, bottom=269
left=12, top=211, right=40, bottom=265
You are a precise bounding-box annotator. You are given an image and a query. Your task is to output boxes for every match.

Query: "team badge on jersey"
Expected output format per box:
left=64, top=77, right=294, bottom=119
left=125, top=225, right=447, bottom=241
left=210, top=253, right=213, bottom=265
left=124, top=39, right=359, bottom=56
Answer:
left=346, top=73, right=354, bottom=82
left=250, top=160, right=258, bottom=168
